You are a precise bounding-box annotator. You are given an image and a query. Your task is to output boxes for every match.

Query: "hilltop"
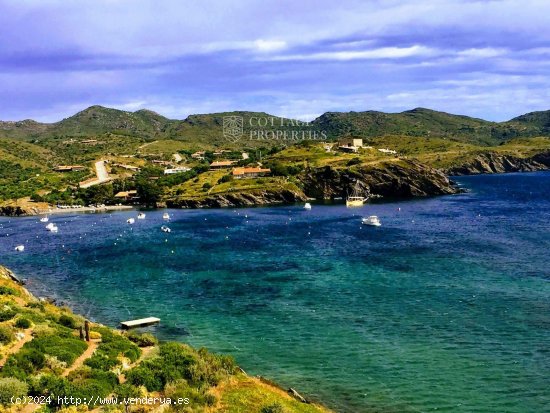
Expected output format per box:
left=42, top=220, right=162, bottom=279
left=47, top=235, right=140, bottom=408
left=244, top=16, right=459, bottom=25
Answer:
left=2, top=106, right=550, bottom=147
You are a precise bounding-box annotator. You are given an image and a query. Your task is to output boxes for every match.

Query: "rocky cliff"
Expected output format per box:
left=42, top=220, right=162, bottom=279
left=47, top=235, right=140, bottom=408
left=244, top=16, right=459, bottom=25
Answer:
left=301, top=160, right=460, bottom=200
left=166, top=188, right=307, bottom=208
left=446, top=151, right=550, bottom=175
left=0, top=205, right=34, bottom=216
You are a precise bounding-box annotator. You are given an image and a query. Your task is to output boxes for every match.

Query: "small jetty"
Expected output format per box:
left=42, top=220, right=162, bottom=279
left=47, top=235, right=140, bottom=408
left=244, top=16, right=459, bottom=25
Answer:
left=120, top=317, right=160, bottom=329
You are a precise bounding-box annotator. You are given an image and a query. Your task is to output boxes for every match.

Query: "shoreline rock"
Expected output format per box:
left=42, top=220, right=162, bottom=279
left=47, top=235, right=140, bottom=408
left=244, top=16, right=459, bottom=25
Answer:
left=301, top=159, right=461, bottom=200
left=166, top=188, right=307, bottom=208
left=445, top=151, right=550, bottom=175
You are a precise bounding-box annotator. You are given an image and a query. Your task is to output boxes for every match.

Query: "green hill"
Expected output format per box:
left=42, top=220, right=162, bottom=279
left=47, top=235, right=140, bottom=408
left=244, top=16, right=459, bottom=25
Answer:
left=509, top=110, right=550, bottom=132
left=2, top=106, right=550, bottom=149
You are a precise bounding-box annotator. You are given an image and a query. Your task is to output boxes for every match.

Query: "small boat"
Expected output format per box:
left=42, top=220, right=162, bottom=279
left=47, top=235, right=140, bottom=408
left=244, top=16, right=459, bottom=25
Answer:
left=304, top=203, right=312, bottom=210
left=14, top=245, right=25, bottom=252
left=45, top=223, right=58, bottom=232
left=346, top=182, right=368, bottom=207
left=362, top=216, right=381, bottom=226
left=161, top=225, right=171, bottom=233
left=127, top=218, right=135, bottom=224
left=40, top=217, right=49, bottom=223
left=162, top=213, right=170, bottom=220
left=137, top=213, right=146, bottom=220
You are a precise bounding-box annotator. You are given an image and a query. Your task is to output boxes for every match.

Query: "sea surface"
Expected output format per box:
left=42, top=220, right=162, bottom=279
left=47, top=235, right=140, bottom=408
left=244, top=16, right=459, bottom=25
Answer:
left=1, top=172, right=549, bottom=412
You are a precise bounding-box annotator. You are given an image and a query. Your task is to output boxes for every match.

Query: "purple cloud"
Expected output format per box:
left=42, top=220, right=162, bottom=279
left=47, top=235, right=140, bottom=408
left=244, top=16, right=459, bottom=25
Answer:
left=1, top=0, right=549, bottom=122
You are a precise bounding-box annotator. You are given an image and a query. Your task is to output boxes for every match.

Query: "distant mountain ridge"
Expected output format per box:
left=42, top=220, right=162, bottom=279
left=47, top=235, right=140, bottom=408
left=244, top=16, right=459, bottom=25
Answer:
left=1, top=105, right=549, bottom=146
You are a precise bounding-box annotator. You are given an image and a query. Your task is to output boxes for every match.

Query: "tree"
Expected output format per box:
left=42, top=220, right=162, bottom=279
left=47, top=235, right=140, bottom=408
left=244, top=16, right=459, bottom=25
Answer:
left=136, top=179, right=161, bottom=206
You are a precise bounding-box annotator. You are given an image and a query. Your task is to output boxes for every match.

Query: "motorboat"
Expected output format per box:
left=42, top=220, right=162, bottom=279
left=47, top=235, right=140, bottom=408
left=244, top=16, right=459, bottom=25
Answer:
left=362, top=215, right=381, bottom=226
left=304, top=203, right=312, bottom=210
left=40, top=217, right=49, bottom=223
left=14, top=245, right=25, bottom=252
left=45, top=223, right=58, bottom=232
left=127, top=218, right=135, bottom=224
left=161, top=225, right=171, bottom=233
left=162, top=213, right=170, bottom=220
left=137, top=213, right=146, bottom=219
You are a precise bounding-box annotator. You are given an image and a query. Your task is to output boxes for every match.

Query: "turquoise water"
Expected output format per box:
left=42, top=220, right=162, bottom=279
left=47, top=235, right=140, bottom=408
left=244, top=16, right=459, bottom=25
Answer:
left=1, top=172, right=549, bottom=412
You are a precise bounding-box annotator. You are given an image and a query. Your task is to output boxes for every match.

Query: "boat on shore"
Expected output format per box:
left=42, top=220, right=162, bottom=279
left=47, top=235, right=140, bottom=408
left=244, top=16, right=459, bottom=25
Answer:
left=346, top=182, right=368, bottom=207
left=362, top=215, right=381, bottom=226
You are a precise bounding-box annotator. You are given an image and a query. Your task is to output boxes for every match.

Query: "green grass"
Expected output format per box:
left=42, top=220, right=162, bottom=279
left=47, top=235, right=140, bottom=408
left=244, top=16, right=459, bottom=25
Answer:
left=216, top=374, right=330, bottom=413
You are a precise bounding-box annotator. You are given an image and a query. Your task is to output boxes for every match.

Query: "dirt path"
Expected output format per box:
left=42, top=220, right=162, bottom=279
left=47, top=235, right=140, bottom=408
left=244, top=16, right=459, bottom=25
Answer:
left=118, top=345, right=156, bottom=383
left=79, top=160, right=110, bottom=188
left=62, top=340, right=99, bottom=377
left=138, top=140, right=158, bottom=150
left=19, top=339, right=99, bottom=413
left=0, top=328, right=33, bottom=368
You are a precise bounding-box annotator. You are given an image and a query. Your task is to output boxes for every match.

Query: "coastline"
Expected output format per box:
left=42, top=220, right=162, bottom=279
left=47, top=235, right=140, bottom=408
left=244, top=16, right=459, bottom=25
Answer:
left=2, top=155, right=549, bottom=216
left=0, top=203, right=133, bottom=217
left=0, top=264, right=333, bottom=413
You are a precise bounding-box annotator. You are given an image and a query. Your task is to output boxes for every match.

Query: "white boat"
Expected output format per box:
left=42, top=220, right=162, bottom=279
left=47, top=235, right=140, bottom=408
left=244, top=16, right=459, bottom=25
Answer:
left=161, top=225, right=171, bottom=233
left=162, top=213, right=170, bottom=220
left=346, top=182, right=368, bottom=207
left=137, top=213, right=146, bottom=220
left=14, top=245, right=25, bottom=252
left=45, top=223, right=58, bottom=232
left=362, top=215, right=381, bottom=226
left=40, top=217, right=49, bottom=223
left=304, top=203, right=312, bottom=210
left=127, top=218, right=135, bottom=224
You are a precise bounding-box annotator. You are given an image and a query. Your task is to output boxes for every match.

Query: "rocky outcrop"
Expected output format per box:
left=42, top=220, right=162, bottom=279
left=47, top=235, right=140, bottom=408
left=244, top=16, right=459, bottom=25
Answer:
left=300, top=160, right=460, bottom=200
left=446, top=151, right=550, bottom=175
left=0, top=205, right=35, bottom=216
left=166, top=188, right=307, bottom=208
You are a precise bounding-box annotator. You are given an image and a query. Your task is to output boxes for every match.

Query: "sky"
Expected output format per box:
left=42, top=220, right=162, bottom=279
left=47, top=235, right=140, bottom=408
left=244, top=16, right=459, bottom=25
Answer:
left=1, top=0, right=549, bottom=122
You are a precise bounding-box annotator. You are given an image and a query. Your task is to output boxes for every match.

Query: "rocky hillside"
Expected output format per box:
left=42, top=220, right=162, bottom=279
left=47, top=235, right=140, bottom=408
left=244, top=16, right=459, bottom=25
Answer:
left=445, top=151, right=550, bottom=175
left=301, top=159, right=460, bottom=200
left=166, top=160, right=460, bottom=209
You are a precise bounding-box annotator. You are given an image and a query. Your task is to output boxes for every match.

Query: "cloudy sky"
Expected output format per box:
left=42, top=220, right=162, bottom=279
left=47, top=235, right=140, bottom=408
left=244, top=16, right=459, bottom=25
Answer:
left=1, top=0, right=549, bottom=122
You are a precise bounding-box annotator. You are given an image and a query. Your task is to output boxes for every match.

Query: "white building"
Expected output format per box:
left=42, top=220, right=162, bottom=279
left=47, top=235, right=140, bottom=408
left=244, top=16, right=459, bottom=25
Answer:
left=378, top=148, right=397, bottom=155
left=164, top=167, right=191, bottom=175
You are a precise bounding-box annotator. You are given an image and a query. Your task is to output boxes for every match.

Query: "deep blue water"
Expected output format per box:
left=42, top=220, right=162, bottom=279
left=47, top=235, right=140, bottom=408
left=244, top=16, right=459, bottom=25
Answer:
left=1, top=172, right=549, bottom=412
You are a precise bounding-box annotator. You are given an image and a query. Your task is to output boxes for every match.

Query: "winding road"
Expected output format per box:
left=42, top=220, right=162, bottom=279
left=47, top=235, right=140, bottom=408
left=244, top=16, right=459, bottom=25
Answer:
left=79, top=160, right=110, bottom=188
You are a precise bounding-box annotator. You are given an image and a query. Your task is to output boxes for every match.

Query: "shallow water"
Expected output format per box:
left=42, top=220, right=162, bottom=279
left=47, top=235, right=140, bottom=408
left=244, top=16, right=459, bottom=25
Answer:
left=1, top=172, right=549, bottom=412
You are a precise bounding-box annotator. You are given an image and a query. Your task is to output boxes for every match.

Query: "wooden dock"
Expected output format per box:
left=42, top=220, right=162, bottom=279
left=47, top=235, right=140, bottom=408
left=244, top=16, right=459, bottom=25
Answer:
left=120, top=317, right=160, bottom=329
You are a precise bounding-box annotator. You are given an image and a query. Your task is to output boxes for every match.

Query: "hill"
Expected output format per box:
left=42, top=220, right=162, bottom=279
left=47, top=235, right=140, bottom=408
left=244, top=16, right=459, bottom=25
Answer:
left=509, top=110, right=550, bottom=132
left=2, top=106, right=550, bottom=149
left=0, top=265, right=331, bottom=413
